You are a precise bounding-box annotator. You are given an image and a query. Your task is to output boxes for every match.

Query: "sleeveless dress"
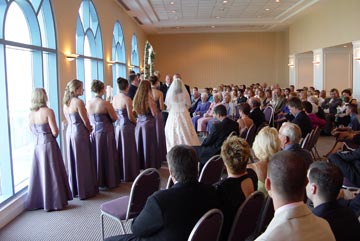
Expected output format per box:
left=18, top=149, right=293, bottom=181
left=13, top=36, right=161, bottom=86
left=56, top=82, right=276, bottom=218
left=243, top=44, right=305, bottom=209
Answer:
left=26, top=123, right=72, bottom=211
left=115, top=109, right=139, bottom=182
left=154, top=99, right=167, bottom=164
left=135, top=113, right=159, bottom=169
left=165, top=93, right=200, bottom=151
left=90, top=113, right=120, bottom=188
left=66, top=112, right=98, bottom=199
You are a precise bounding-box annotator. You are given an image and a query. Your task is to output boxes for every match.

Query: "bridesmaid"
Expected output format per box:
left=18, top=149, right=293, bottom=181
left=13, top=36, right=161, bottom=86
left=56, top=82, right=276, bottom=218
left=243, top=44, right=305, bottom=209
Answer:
left=150, top=75, right=167, bottom=165
left=112, top=77, right=139, bottom=182
left=63, top=79, right=98, bottom=199
left=87, top=80, right=120, bottom=189
left=133, top=80, right=159, bottom=169
left=27, top=88, right=72, bottom=211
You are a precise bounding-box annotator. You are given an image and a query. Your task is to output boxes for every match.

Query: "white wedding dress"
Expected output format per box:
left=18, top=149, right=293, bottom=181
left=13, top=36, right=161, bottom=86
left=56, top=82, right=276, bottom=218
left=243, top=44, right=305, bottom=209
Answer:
left=165, top=81, right=200, bottom=151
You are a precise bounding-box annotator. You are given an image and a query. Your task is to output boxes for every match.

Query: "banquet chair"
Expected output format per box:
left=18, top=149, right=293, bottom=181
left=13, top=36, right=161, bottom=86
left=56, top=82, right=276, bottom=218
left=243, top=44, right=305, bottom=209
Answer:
left=245, top=124, right=257, bottom=147
left=263, top=106, right=274, bottom=126
left=165, top=175, right=174, bottom=189
left=187, top=208, right=224, bottom=241
left=100, top=168, right=161, bottom=240
left=251, top=196, right=274, bottom=239
left=199, top=155, right=224, bottom=185
left=227, top=191, right=265, bottom=241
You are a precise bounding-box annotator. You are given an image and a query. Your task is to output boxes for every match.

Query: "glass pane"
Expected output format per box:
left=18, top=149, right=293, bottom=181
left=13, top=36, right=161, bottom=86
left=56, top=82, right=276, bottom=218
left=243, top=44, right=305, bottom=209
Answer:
left=6, top=46, right=34, bottom=192
left=5, top=2, right=31, bottom=44
left=84, top=58, right=92, bottom=102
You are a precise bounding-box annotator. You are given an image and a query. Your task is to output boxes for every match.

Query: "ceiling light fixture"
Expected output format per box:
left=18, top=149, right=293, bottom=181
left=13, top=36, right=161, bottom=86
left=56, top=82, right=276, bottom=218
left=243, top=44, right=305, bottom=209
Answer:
left=223, top=0, right=228, bottom=4
left=265, top=8, right=270, bottom=11
left=170, top=1, right=174, bottom=5
left=216, top=16, right=220, bottom=19
left=211, top=26, right=215, bottom=28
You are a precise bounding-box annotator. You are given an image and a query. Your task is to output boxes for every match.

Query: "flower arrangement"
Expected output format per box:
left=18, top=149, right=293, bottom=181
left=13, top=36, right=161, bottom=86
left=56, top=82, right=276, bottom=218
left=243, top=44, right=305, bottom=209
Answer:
left=144, top=41, right=155, bottom=79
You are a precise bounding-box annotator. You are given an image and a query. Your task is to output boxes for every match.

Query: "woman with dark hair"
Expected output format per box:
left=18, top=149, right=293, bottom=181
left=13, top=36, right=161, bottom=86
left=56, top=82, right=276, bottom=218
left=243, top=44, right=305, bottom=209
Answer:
left=27, top=88, right=72, bottom=211
left=133, top=80, right=159, bottom=169
left=149, top=75, right=167, bottom=164
left=113, top=77, right=139, bottom=182
left=63, top=79, right=98, bottom=199
left=87, top=79, right=119, bottom=189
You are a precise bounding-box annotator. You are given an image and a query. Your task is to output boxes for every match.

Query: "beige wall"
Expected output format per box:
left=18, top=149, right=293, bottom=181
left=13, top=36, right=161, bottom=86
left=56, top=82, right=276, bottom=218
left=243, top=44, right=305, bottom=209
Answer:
left=52, top=0, right=146, bottom=120
left=289, top=0, right=360, bottom=54
left=148, top=32, right=289, bottom=88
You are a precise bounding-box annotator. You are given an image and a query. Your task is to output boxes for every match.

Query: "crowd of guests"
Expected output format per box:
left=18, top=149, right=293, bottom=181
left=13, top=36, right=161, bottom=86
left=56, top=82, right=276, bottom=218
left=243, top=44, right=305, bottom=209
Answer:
left=25, top=72, right=360, bottom=240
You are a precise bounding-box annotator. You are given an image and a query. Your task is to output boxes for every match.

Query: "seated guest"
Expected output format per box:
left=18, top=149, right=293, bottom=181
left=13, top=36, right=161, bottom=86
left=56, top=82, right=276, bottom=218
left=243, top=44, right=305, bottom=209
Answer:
left=248, top=97, right=265, bottom=129
left=207, top=93, right=232, bottom=134
left=287, top=97, right=312, bottom=138
left=215, top=136, right=256, bottom=241
left=105, top=145, right=219, bottom=241
left=237, top=89, right=247, bottom=104
left=255, top=151, right=335, bottom=241
left=191, top=92, right=211, bottom=130
left=194, top=104, right=239, bottom=169
left=197, top=93, right=222, bottom=136
left=237, top=102, right=254, bottom=137
left=321, top=88, right=342, bottom=135
left=303, top=100, right=326, bottom=129
left=278, top=122, right=313, bottom=168
left=189, top=87, right=201, bottom=116
left=248, top=126, right=281, bottom=196
left=338, top=193, right=360, bottom=217
left=270, top=88, right=286, bottom=118
left=328, top=147, right=360, bottom=187
left=306, top=161, right=360, bottom=241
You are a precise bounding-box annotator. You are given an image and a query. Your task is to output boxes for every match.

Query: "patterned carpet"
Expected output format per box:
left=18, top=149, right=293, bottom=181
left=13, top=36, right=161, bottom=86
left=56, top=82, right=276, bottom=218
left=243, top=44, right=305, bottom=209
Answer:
left=0, top=166, right=170, bottom=241
left=0, top=136, right=336, bottom=241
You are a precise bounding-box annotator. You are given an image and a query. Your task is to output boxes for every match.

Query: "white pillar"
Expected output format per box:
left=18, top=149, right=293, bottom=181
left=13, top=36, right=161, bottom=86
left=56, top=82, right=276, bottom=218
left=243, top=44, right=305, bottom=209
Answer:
left=352, top=41, right=360, bottom=102
left=313, top=49, right=324, bottom=91
left=288, top=55, right=296, bottom=87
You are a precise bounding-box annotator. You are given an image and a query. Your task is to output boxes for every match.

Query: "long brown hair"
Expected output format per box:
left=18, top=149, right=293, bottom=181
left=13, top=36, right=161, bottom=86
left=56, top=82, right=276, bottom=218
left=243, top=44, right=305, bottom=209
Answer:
left=133, top=80, right=151, bottom=114
left=63, top=79, right=83, bottom=106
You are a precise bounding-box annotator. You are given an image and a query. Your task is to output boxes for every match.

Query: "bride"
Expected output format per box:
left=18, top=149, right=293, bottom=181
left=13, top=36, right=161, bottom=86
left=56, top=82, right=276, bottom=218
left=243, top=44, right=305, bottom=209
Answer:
left=165, top=77, right=200, bottom=150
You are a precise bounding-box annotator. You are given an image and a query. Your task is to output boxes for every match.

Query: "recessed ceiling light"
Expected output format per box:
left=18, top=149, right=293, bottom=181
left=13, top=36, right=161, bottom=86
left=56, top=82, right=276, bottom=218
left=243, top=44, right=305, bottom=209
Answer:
left=223, top=0, right=228, bottom=3
left=171, top=10, right=176, bottom=13
left=170, top=1, right=174, bottom=4
left=265, top=8, right=270, bottom=11
left=344, top=45, right=348, bottom=48
left=276, top=0, right=280, bottom=2
left=215, top=16, right=221, bottom=19
left=211, top=26, right=215, bottom=28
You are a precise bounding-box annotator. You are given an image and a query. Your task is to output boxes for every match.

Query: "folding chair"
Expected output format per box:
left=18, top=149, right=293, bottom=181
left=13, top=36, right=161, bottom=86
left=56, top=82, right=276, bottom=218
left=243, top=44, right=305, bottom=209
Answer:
left=188, top=208, right=224, bottom=241
left=199, top=155, right=224, bottom=185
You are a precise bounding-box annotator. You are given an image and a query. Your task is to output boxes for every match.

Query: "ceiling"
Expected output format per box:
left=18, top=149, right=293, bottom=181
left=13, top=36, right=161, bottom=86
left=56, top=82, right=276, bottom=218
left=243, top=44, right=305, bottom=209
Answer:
left=115, top=0, right=320, bottom=34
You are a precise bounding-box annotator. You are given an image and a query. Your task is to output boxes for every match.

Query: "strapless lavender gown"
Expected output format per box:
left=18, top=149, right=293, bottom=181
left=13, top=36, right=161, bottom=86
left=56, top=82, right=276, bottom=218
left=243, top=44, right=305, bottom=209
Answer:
left=26, top=123, right=72, bottom=211
left=115, top=109, right=139, bottom=182
left=90, top=113, right=120, bottom=188
left=154, top=100, right=167, bottom=165
left=66, top=112, right=98, bottom=199
left=135, top=113, right=159, bottom=169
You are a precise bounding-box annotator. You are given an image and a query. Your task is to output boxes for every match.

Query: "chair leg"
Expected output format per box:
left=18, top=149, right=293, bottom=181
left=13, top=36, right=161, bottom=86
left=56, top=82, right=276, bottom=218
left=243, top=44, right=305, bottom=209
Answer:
left=119, top=220, right=126, bottom=234
left=101, top=214, right=105, bottom=241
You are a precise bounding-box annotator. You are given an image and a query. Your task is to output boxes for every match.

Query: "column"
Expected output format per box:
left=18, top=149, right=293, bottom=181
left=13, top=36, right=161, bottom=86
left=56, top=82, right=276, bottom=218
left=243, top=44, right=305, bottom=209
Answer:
left=352, top=41, right=360, bottom=102
left=313, top=49, right=324, bottom=91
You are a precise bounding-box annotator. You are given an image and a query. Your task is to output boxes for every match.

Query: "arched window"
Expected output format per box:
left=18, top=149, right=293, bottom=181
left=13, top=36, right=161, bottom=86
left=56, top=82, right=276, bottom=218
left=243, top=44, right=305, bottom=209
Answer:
left=76, top=0, right=104, bottom=101
left=112, top=21, right=126, bottom=94
left=0, top=0, right=57, bottom=204
left=131, top=34, right=140, bottom=74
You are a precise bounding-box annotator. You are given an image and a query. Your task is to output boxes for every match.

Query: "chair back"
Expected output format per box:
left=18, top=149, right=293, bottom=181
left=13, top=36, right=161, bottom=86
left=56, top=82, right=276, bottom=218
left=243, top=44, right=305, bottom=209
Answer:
left=126, top=168, right=161, bottom=219
left=252, top=196, right=274, bottom=239
left=308, top=127, right=320, bottom=150
left=245, top=124, right=257, bottom=147
left=227, top=191, right=265, bottom=241
left=188, top=209, right=224, bottom=241
left=166, top=175, right=174, bottom=189
left=199, top=155, right=224, bottom=185
left=263, top=106, right=274, bottom=126
left=300, top=130, right=313, bottom=150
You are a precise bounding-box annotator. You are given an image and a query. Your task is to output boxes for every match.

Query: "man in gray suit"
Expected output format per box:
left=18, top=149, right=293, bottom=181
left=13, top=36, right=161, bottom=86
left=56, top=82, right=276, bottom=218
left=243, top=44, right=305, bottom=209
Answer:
left=255, top=151, right=335, bottom=241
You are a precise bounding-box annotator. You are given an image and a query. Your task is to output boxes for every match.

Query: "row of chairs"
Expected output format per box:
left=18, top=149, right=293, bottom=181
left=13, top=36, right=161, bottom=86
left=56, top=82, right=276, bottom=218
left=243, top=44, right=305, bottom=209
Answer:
left=189, top=191, right=274, bottom=241
left=300, top=126, right=322, bottom=160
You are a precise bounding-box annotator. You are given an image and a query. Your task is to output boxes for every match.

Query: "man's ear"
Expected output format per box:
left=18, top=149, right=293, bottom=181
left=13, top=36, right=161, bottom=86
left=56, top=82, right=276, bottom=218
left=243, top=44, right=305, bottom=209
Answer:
left=265, top=177, right=271, bottom=192
left=310, top=183, right=317, bottom=195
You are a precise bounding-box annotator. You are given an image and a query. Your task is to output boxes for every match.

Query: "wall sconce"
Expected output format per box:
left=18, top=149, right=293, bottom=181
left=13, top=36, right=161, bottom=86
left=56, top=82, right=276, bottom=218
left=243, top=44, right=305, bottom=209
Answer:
left=288, top=63, right=294, bottom=67
left=66, top=53, right=79, bottom=61
left=128, top=64, right=135, bottom=69
left=312, top=60, right=320, bottom=64
left=354, top=57, right=360, bottom=61
left=107, top=61, right=119, bottom=66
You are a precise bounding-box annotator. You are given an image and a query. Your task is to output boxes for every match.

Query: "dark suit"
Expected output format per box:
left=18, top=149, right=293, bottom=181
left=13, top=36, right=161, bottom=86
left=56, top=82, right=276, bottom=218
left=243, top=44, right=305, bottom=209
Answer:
left=105, top=181, right=219, bottom=241
left=283, top=144, right=313, bottom=168
left=160, top=83, right=170, bottom=101
left=249, top=107, right=265, bottom=129
left=196, top=117, right=239, bottom=166
left=127, top=84, right=138, bottom=100
left=313, top=201, right=360, bottom=241
left=328, top=148, right=360, bottom=187
left=291, top=111, right=312, bottom=138
left=189, top=97, right=201, bottom=116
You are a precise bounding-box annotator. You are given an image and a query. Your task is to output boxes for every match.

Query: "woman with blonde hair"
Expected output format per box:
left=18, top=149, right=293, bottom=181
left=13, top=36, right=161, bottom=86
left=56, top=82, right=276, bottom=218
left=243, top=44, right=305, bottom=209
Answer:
left=27, top=88, right=72, bottom=211
left=133, top=80, right=159, bottom=169
left=87, top=79, right=119, bottom=188
left=215, top=136, right=256, bottom=241
left=63, top=79, right=98, bottom=199
left=248, top=126, right=281, bottom=195
left=113, top=77, right=139, bottom=182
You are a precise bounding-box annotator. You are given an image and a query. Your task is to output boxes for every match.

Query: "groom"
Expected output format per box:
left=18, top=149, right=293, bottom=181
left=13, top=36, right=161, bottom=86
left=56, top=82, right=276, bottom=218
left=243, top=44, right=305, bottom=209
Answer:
left=194, top=104, right=239, bottom=170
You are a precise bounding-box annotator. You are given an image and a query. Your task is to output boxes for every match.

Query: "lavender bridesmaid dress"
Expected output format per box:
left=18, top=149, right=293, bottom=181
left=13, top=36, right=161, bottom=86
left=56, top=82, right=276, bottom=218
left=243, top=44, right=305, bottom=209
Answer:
left=154, top=100, right=167, bottom=165
left=135, top=113, right=159, bottom=169
left=115, top=109, right=139, bottom=182
left=90, top=113, right=120, bottom=188
left=66, top=112, right=98, bottom=199
left=26, top=123, right=72, bottom=211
